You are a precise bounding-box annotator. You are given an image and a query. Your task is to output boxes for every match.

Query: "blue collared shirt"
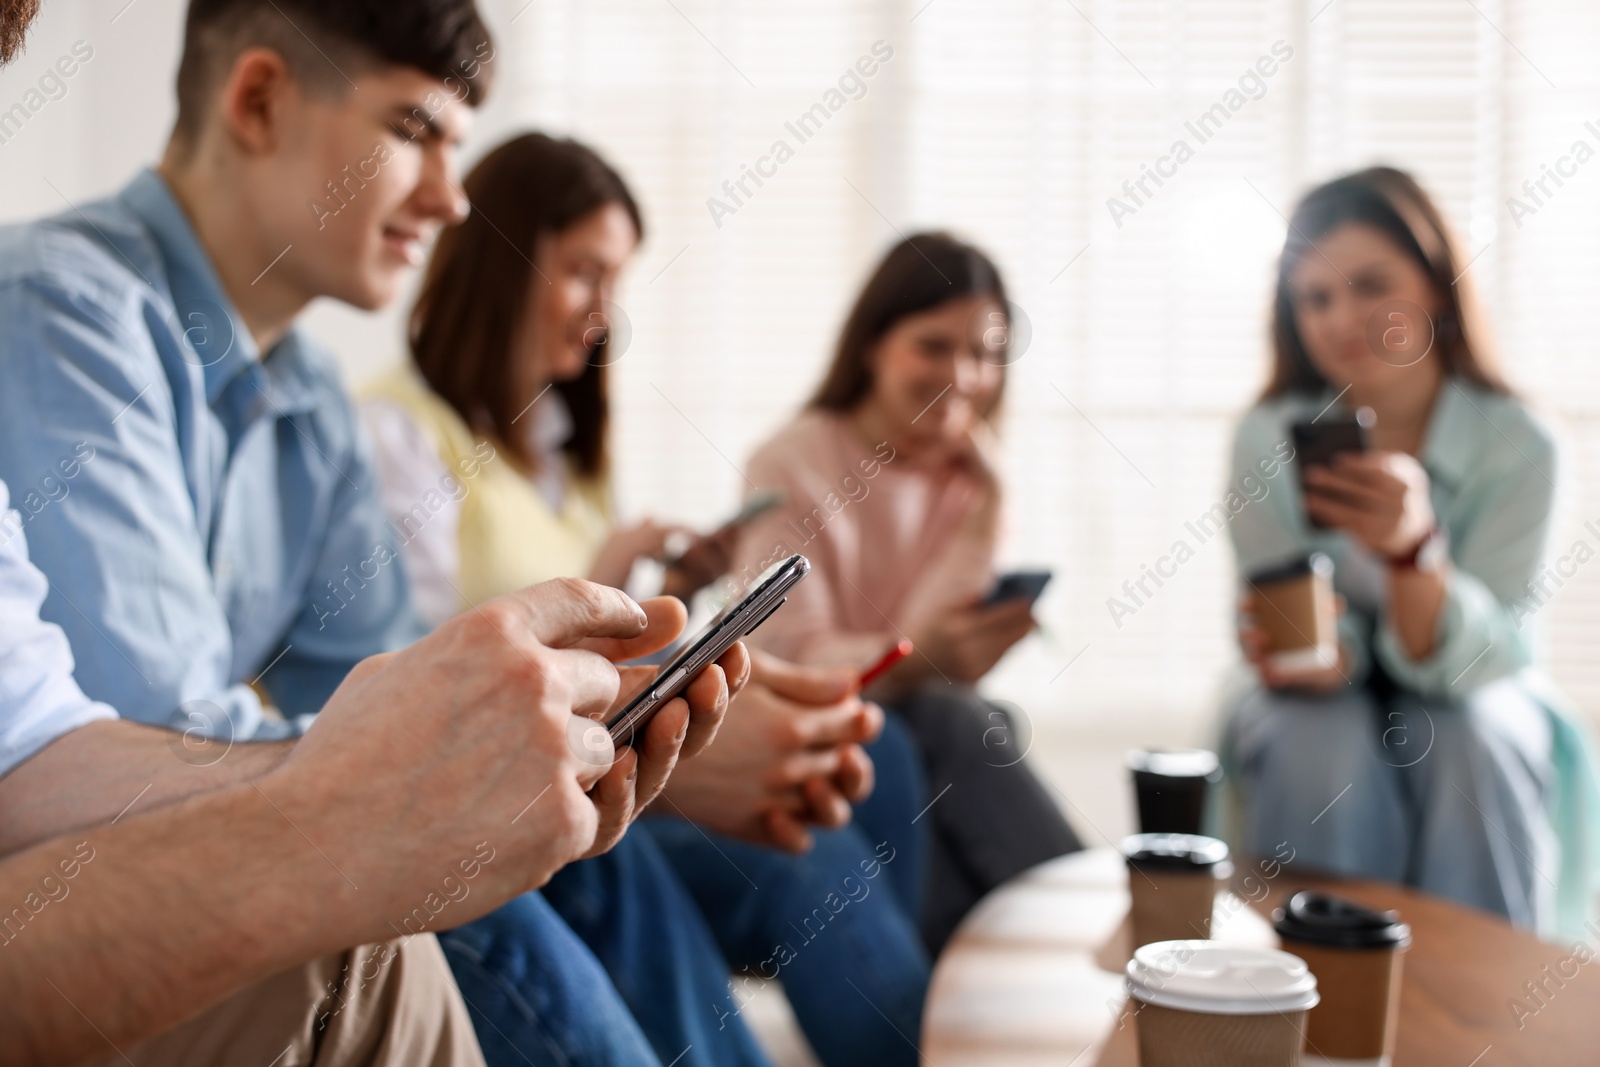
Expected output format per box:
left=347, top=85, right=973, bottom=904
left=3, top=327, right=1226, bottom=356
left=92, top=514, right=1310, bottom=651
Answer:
left=1228, top=377, right=1559, bottom=696
left=0, top=481, right=117, bottom=779
left=0, top=169, right=423, bottom=741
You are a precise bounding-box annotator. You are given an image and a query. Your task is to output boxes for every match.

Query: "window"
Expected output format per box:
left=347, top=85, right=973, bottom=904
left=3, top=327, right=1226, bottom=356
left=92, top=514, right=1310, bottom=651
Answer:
left=493, top=0, right=1600, bottom=727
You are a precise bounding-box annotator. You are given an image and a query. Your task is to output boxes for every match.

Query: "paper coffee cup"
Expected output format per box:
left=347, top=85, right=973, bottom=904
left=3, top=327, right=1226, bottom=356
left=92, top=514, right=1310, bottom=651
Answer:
left=1274, top=892, right=1410, bottom=1067
left=1122, top=833, right=1232, bottom=948
left=1248, top=554, right=1337, bottom=671
left=1127, top=748, right=1221, bottom=835
left=1127, top=941, right=1319, bottom=1067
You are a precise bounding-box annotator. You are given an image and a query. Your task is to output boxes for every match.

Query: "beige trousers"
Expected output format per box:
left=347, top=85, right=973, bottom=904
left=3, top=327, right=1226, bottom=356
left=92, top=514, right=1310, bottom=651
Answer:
left=82, top=934, right=483, bottom=1067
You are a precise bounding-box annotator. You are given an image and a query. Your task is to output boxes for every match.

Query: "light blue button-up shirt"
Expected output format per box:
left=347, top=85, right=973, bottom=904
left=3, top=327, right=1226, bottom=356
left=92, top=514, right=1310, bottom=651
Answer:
left=0, top=481, right=117, bottom=779
left=1228, top=377, right=1557, bottom=695
left=0, top=169, right=423, bottom=741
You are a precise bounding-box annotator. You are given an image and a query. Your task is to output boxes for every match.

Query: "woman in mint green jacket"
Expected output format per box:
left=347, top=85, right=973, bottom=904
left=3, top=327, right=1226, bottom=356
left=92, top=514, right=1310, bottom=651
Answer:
left=1223, top=166, right=1599, bottom=936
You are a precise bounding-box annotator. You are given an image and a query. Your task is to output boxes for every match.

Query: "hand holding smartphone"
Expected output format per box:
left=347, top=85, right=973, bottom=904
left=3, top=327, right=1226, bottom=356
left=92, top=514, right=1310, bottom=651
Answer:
left=663, top=490, right=786, bottom=567
left=1292, top=408, right=1375, bottom=528
left=606, top=554, right=810, bottom=743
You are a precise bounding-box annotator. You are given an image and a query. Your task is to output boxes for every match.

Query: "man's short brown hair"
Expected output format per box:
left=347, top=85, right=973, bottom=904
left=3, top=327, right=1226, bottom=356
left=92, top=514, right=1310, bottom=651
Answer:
left=172, top=0, right=494, bottom=143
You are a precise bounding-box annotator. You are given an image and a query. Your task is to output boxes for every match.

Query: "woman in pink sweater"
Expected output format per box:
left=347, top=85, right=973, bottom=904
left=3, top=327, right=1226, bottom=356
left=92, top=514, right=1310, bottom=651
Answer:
left=732, top=232, right=1080, bottom=950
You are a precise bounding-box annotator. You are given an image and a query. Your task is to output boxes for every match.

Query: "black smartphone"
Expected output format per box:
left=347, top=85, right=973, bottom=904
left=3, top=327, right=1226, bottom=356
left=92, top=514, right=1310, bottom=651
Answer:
left=605, top=553, right=810, bottom=743
left=983, top=569, right=1052, bottom=607
left=1291, top=408, right=1374, bottom=528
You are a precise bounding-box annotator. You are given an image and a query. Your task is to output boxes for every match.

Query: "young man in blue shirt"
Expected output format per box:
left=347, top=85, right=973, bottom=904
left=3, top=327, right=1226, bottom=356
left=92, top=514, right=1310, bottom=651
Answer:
left=0, top=9, right=736, bottom=1066
left=0, top=1, right=740, bottom=1063
left=0, top=1, right=927, bottom=1064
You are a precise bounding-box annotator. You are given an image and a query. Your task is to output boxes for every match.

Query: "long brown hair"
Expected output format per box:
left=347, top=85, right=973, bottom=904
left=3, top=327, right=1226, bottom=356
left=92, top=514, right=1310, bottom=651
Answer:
left=409, top=132, right=642, bottom=476
left=811, top=231, right=1011, bottom=415
left=1264, top=165, right=1508, bottom=399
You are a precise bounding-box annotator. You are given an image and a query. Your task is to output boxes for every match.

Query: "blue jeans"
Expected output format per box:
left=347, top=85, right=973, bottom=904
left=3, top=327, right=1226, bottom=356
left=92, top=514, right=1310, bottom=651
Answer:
left=645, top=716, right=930, bottom=1067
left=542, top=828, right=773, bottom=1067
left=548, top=719, right=931, bottom=1067
left=444, top=720, right=931, bottom=1067
left=437, top=890, right=662, bottom=1066
left=1225, top=676, right=1557, bottom=928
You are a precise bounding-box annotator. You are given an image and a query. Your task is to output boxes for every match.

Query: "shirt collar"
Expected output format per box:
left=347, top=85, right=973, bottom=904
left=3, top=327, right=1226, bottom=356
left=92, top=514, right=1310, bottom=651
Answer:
left=118, top=169, right=322, bottom=415
left=1417, top=378, right=1481, bottom=493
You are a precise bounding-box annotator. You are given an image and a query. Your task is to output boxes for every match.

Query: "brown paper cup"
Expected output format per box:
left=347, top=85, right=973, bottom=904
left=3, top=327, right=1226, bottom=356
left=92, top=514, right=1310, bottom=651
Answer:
left=1129, top=870, right=1217, bottom=948
left=1285, top=941, right=1403, bottom=1063
left=1250, top=555, right=1337, bottom=671
left=1134, top=1000, right=1309, bottom=1067
left=1126, top=942, right=1319, bottom=1067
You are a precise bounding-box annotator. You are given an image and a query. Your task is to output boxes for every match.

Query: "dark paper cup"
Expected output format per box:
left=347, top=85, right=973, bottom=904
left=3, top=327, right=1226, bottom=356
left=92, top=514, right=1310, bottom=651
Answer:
left=1128, top=748, right=1221, bottom=835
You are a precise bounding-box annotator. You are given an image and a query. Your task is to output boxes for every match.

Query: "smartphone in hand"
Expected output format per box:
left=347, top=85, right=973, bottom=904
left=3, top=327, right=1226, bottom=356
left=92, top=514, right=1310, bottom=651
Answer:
left=662, top=490, right=786, bottom=570
left=606, top=554, right=810, bottom=743
left=1291, top=407, right=1374, bottom=528
left=982, top=569, right=1052, bottom=607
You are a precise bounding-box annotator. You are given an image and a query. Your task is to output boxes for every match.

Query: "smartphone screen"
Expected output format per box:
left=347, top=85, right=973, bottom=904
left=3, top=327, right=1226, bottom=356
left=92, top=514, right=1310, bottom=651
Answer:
left=1291, top=408, right=1374, bottom=528
left=983, top=570, right=1052, bottom=606
left=605, top=553, right=810, bottom=743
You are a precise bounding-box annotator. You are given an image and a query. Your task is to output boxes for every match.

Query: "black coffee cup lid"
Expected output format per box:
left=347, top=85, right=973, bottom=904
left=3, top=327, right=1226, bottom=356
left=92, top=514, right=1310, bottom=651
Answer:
left=1120, top=832, right=1230, bottom=872
left=1247, top=552, right=1333, bottom=587
left=1273, top=891, right=1411, bottom=949
left=1126, top=748, right=1220, bottom=779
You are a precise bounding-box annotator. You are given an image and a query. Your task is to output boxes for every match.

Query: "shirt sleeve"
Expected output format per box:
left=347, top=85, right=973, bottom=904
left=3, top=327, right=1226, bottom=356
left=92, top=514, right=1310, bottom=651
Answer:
left=0, top=485, right=117, bottom=781
left=359, top=397, right=464, bottom=631
left=1372, top=411, right=1557, bottom=695
left=263, top=385, right=428, bottom=722
left=0, top=277, right=284, bottom=741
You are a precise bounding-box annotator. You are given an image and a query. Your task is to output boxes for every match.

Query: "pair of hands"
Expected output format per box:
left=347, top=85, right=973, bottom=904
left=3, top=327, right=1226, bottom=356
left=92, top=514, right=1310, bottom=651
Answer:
left=262, top=579, right=746, bottom=944
left=590, top=519, right=737, bottom=603
left=910, top=597, right=1036, bottom=688
left=1239, top=449, right=1437, bottom=693
left=1302, top=450, right=1436, bottom=559
left=662, top=650, right=882, bottom=853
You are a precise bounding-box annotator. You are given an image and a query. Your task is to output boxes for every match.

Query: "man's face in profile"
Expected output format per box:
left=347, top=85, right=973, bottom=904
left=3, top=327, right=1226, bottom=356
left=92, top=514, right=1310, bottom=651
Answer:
left=1, top=0, right=42, bottom=64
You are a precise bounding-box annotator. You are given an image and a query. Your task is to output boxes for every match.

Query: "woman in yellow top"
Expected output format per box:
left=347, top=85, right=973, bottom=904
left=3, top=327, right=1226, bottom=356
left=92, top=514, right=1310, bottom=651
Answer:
left=363, top=133, right=929, bottom=1067
left=362, top=164, right=715, bottom=624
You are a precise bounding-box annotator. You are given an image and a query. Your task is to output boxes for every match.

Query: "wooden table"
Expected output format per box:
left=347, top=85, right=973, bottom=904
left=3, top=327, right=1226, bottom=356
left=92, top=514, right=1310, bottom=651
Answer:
left=922, top=847, right=1600, bottom=1065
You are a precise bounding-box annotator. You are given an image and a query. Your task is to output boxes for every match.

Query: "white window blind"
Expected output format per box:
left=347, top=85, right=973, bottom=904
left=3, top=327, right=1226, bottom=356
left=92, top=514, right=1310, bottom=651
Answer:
left=488, top=0, right=1600, bottom=730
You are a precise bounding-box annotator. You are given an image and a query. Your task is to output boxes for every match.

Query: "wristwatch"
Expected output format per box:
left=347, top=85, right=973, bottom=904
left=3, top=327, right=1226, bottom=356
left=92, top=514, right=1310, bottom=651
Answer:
left=1388, top=524, right=1448, bottom=573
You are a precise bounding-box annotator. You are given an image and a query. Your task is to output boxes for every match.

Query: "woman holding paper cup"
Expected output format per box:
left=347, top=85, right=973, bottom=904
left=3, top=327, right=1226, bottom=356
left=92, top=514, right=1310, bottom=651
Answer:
left=1222, top=166, right=1599, bottom=936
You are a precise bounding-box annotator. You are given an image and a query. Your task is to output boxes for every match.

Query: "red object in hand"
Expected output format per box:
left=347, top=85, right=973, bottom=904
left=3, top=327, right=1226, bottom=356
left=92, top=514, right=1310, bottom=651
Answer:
left=859, top=638, right=914, bottom=690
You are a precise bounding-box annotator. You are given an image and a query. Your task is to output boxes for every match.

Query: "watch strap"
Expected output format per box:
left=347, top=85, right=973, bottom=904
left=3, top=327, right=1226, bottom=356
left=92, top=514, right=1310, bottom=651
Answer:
left=1388, top=525, right=1446, bottom=571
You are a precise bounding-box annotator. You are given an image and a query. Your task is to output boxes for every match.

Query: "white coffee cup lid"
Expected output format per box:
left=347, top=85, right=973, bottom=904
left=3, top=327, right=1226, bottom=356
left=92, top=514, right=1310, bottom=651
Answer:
left=1126, top=941, right=1319, bottom=1015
